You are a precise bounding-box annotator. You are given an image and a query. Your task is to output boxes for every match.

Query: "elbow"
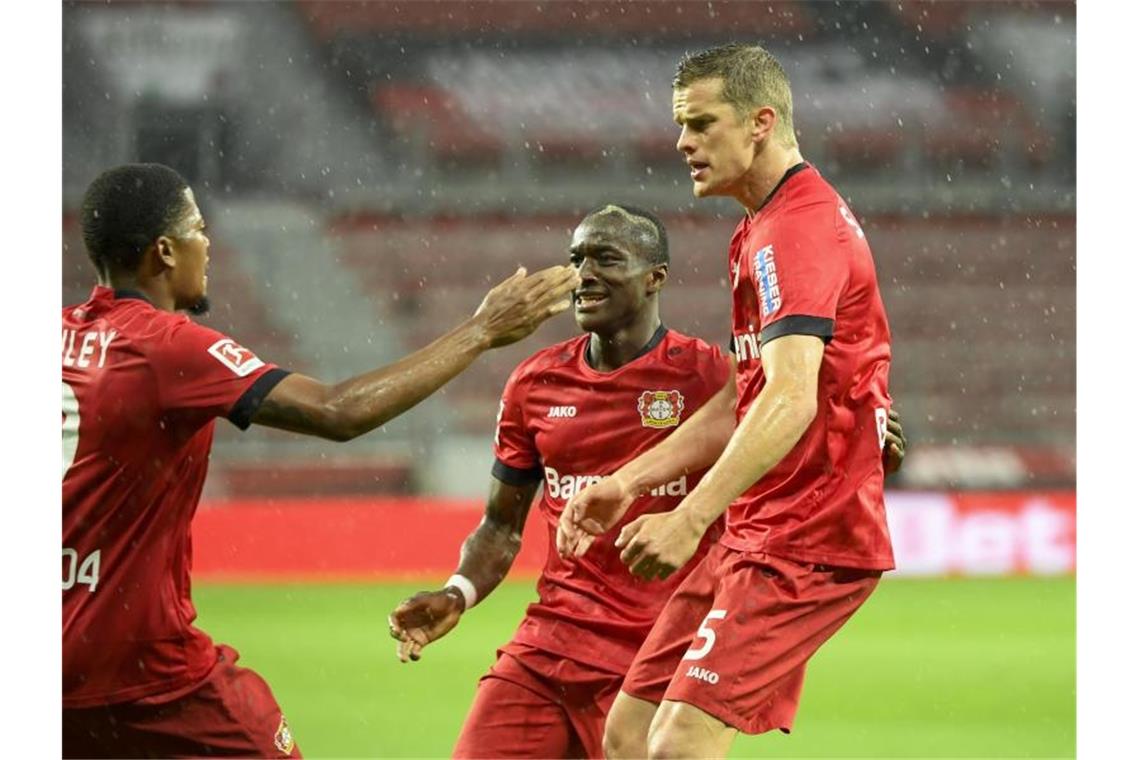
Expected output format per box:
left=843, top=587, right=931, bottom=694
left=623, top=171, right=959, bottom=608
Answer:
left=318, top=402, right=368, bottom=442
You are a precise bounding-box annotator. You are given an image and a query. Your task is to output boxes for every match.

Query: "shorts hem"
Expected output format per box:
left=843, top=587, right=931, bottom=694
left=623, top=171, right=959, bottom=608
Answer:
left=662, top=693, right=792, bottom=736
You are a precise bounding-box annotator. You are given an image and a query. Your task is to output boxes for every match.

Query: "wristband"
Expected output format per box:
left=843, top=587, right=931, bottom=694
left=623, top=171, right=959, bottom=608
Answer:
left=445, top=574, right=479, bottom=611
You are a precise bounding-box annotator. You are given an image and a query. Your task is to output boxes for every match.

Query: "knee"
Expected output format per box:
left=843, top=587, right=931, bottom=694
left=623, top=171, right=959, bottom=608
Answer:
left=602, top=710, right=642, bottom=759
left=646, top=724, right=690, bottom=760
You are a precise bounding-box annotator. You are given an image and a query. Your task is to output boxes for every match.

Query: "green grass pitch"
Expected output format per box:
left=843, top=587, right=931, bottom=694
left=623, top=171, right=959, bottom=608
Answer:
left=194, top=576, right=1074, bottom=758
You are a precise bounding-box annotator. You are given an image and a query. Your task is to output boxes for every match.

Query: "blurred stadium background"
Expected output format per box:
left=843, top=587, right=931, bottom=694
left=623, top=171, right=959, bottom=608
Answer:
left=62, top=1, right=1075, bottom=757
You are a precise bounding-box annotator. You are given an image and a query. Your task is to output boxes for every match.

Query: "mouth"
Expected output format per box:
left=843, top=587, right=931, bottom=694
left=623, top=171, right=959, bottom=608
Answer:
left=574, top=291, right=608, bottom=312
left=688, top=160, right=710, bottom=181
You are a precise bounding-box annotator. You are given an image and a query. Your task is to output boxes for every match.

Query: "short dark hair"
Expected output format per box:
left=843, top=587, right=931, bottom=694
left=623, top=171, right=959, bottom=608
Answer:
left=583, top=203, right=669, bottom=267
left=674, top=43, right=797, bottom=148
left=80, top=163, right=192, bottom=274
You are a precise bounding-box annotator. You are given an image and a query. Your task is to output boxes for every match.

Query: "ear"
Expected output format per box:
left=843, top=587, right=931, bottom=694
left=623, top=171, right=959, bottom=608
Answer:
left=645, top=264, right=669, bottom=296
left=751, top=105, right=778, bottom=145
left=153, top=236, right=177, bottom=271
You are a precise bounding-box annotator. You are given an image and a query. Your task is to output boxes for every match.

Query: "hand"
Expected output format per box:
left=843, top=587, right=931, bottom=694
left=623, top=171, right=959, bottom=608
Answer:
left=556, top=474, right=639, bottom=558
left=615, top=508, right=706, bottom=581
left=474, top=265, right=581, bottom=349
left=387, top=589, right=464, bottom=663
left=883, top=408, right=908, bottom=475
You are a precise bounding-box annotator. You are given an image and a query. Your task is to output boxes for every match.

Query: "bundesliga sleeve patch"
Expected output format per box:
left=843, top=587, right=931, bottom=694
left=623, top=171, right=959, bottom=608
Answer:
left=207, top=338, right=266, bottom=377
left=274, top=714, right=295, bottom=754
left=638, top=390, right=684, bottom=428
left=753, top=244, right=782, bottom=317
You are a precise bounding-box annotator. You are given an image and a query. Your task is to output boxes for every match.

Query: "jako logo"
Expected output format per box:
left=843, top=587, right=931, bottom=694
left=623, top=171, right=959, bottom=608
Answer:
left=685, top=665, right=720, bottom=685
left=547, top=406, right=578, bottom=418
left=544, top=467, right=687, bottom=501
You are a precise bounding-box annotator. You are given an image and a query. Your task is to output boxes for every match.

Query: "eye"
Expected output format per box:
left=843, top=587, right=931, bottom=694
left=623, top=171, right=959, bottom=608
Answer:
left=569, top=253, right=584, bottom=266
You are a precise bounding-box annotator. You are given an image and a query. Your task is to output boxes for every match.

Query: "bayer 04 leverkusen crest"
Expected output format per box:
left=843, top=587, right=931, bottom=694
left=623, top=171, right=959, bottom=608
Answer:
left=637, top=390, right=684, bottom=429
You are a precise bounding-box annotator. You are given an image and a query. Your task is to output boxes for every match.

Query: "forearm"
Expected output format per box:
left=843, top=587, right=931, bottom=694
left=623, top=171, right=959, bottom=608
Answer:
left=614, top=376, right=736, bottom=496
left=257, top=318, right=491, bottom=441
left=452, top=515, right=523, bottom=602
left=679, top=381, right=816, bottom=530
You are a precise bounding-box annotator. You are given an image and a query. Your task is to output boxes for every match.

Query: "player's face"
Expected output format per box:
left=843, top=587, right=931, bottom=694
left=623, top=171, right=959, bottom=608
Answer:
left=568, top=220, right=657, bottom=334
left=166, top=189, right=211, bottom=311
left=673, top=77, right=757, bottom=199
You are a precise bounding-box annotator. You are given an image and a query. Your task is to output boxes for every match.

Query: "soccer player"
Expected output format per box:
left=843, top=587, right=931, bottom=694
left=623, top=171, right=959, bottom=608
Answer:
left=558, top=44, right=897, bottom=759
left=388, top=205, right=906, bottom=758
left=61, top=163, right=579, bottom=758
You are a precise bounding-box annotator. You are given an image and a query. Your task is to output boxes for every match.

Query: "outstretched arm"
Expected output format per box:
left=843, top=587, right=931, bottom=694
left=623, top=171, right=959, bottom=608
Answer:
left=387, top=477, right=539, bottom=662
left=556, top=365, right=736, bottom=556
left=252, top=266, right=579, bottom=441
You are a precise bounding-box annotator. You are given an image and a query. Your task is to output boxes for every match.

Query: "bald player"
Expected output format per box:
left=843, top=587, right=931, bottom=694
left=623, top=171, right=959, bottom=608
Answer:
left=388, top=204, right=906, bottom=758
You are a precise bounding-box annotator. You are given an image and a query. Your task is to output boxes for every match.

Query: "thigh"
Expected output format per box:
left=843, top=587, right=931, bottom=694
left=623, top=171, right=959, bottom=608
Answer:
left=621, top=546, right=722, bottom=706
left=554, top=658, right=624, bottom=759
left=65, top=645, right=300, bottom=759
left=663, top=553, right=880, bottom=735
left=453, top=653, right=577, bottom=759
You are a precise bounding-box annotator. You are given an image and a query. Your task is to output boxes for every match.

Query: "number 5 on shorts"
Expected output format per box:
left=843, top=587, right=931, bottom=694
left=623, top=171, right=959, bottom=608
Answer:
left=682, top=609, right=727, bottom=661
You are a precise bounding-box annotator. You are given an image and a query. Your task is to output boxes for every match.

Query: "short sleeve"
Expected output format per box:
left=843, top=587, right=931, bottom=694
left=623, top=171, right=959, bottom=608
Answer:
left=755, top=203, right=849, bottom=346
left=491, top=365, right=542, bottom=485
left=149, top=318, right=286, bottom=427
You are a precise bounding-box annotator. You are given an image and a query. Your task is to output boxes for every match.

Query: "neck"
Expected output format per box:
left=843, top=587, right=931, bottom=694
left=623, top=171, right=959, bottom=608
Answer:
left=587, top=309, right=662, bottom=372
left=99, top=272, right=175, bottom=311
left=737, top=144, right=804, bottom=214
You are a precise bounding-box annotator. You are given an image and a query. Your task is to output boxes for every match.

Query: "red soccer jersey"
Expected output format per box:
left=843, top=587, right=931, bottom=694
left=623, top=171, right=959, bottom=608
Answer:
left=62, top=287, right=288, bottom=707
left=493, top=326, right=731, bottom=674
left=724, top=163, right=894, bottom=570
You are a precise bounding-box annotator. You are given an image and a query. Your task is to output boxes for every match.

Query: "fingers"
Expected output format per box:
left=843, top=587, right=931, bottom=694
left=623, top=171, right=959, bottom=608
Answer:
left=886, top=408, right=906, bottom=446
left=571, top=533, right=595, bottom=558
left=524, top=265, right=580, bottom=302
left=630, top=555, right=657, bottom=580
left=618, top=525, right=650, bottom=567
left=395, top=627, right=429, bottom=663
left=387, top=613, right=404, bottom=641
left=557, top=500, right=582, bottom=557
left=555, top=519, right=575, bottom=558
left=615, top=515, right=647, bottom=549
left=546, top=299, right=572, bottom=317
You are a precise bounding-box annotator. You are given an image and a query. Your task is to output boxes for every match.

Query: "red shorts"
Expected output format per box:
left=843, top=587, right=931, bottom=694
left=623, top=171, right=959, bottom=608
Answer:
left=622, top=543, right=880, bottom=735
left=62, top=644, right=300, bottom=759
left=452, top=643, right=624, bottom=759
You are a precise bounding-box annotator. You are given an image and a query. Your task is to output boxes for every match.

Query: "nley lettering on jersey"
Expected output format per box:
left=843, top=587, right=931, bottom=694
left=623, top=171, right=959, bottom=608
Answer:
left=62, top=328, right=117, bottom=369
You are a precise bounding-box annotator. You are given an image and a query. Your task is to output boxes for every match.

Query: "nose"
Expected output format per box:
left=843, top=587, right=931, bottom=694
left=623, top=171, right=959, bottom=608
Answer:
left=676, top=125, right=695, bottom=155
left=574, top=257, right=599, bottom=282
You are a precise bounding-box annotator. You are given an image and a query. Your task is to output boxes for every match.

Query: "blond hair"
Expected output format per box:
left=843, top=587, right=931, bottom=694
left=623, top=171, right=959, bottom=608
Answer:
left=674, top=43, right=798, bottom=149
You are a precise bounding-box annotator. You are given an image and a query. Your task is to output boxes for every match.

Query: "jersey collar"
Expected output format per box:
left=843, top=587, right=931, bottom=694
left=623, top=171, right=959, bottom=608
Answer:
left=752, top=161, right=810, bottom=216
left=112, top=288, right=154, bottom=304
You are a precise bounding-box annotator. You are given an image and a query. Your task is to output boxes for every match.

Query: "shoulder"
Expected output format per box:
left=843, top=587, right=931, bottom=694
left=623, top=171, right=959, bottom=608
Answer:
left=781, top=167, right=844, bottom=220
left=506, top=334, right=586, bottom=387
left=663, top=330, right=725, bottom=362
left=661, top=330, right=731, bottom=383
